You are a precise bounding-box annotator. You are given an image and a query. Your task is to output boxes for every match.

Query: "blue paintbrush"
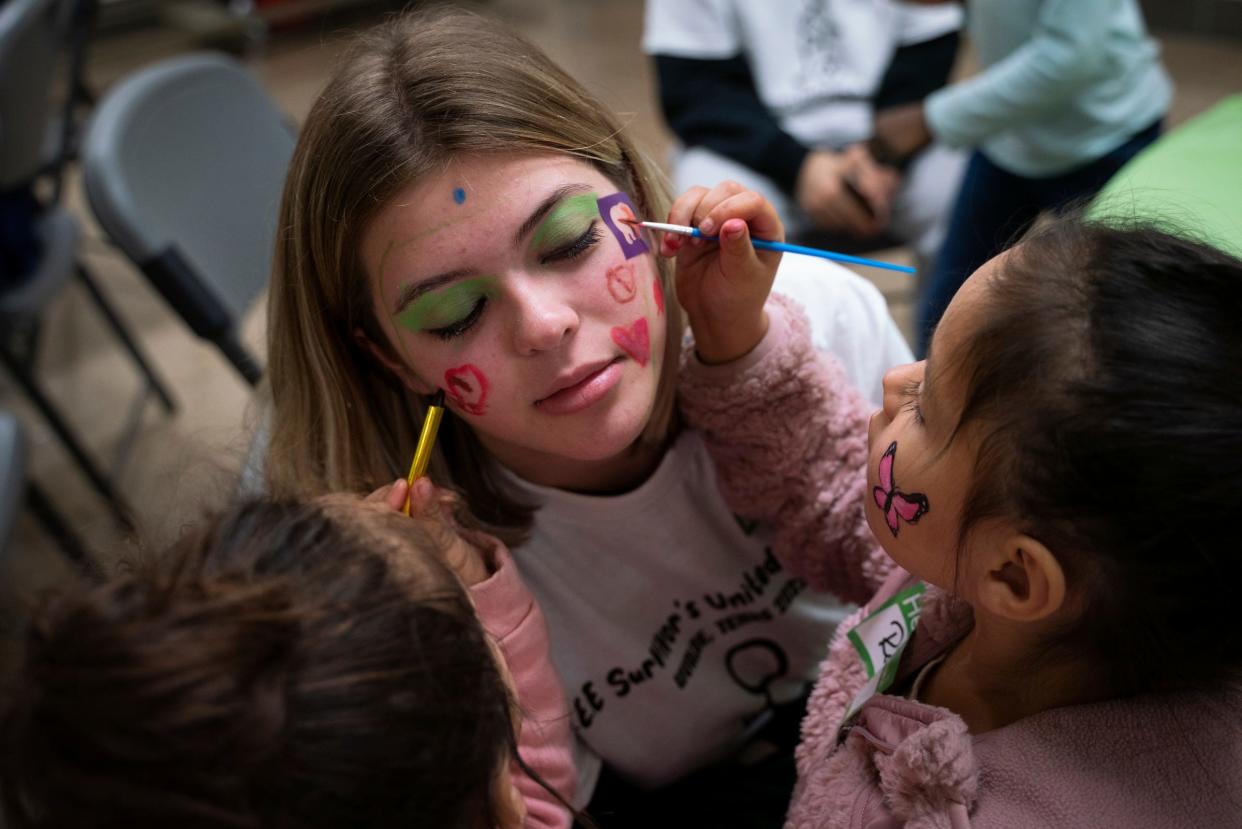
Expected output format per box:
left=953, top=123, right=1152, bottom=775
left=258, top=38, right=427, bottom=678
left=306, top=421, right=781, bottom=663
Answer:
left=634, top=220, right=916, bottom=274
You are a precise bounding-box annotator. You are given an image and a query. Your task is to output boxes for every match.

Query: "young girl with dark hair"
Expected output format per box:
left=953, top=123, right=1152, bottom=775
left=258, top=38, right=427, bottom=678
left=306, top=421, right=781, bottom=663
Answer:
left=0, top=483, right=576, bottom=829
left=677, top=218, right=1242, bottom=826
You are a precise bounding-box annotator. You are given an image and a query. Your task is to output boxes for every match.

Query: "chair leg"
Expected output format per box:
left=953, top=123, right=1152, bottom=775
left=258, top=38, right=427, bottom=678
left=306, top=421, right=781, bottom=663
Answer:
left=75, top=264, right=177, bottom=414
left=25, top=481, right=103, bottom=580
left=0, top=345, right=136, bottom=533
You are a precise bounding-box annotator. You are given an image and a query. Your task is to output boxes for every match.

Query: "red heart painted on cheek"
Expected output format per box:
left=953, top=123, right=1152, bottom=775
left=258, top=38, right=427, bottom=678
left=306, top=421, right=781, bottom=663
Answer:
left=611, top=318, right=650, bottom=367
left=443, top=364, right=489, bottom=416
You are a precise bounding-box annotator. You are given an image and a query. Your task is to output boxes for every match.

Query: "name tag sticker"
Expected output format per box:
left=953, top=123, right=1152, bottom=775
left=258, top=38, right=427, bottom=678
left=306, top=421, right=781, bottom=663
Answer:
left=840, top=582, right=925, bottom=732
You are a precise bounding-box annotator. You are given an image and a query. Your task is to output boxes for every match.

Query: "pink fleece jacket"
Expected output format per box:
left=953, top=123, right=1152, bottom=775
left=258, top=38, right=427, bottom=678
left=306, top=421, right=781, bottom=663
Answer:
left=680, top=295, right=1242, bottom=828
left=471, top=542, right=576, bottom=829
left=678, top=294, right=892, bottom=606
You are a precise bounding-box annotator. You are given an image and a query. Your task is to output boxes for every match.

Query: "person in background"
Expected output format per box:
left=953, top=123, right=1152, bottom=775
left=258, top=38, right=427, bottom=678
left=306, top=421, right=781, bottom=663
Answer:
left=644, top=0, right=967, bottom=271
left=873, top=0, right=1172, bottom=355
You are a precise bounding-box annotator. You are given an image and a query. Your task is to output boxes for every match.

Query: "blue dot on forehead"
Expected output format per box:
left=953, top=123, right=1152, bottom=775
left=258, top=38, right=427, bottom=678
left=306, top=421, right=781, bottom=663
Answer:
left=453, top=187, right=466, bottom=205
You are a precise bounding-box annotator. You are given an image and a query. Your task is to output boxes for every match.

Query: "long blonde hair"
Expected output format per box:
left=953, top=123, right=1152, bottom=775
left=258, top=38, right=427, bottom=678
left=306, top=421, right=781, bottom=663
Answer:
left=265, top=7, right=683, bottom=544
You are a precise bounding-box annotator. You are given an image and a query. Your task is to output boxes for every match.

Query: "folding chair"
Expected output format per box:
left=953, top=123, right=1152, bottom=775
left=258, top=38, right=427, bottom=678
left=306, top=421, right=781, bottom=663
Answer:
left=81, top=52, right=297, bottom=386
left=0, top=409, right=98, bottom=576
left=0, top=0, right=175, bottom=532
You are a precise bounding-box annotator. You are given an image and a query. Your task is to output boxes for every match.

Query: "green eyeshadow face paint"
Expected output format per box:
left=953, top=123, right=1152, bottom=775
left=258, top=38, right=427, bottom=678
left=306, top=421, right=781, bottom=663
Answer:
left=529, top=192, right=600, bottom=251
left=395, top=275, right=500, bottom=333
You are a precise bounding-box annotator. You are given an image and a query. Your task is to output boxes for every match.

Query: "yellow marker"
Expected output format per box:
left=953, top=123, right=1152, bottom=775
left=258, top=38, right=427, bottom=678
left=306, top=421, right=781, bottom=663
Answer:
left=403, top=389, right=446, bottom=515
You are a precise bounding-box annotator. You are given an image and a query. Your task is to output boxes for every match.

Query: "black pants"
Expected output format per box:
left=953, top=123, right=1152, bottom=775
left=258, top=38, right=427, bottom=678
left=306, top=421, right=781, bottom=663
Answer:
left=578, top=690, right=809, bottom=829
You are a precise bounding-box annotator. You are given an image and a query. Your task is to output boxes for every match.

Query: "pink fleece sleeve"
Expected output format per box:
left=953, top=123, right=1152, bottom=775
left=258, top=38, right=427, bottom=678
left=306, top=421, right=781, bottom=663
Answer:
left=678, top=293, right=895, bottom=604
left=471, top=542, right=575, bottom=829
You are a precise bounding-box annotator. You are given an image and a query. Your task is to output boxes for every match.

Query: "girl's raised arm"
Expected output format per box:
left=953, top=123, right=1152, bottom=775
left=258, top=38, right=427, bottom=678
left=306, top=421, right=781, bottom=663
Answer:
left=678, top=294, right=894, bottom=604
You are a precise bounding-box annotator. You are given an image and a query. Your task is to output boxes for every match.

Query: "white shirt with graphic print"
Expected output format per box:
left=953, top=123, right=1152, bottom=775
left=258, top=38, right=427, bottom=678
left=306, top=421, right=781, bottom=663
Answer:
left=643, top=0, right=962, bottom=149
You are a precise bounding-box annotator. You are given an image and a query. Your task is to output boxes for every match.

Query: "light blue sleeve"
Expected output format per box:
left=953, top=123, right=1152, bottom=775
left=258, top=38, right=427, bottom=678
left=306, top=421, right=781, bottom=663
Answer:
left=924, top=0, right=1117, bottom=148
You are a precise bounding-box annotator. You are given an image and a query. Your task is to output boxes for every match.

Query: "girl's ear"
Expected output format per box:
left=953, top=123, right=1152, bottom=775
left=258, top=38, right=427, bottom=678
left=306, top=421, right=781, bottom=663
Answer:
left=977, top=534, right=1067, bottom=623
left=354, top=327, right=437, bottom=394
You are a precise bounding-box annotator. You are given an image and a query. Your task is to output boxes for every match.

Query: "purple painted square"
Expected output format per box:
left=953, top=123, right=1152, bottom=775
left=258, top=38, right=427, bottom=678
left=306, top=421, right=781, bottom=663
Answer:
left=596, top=192, right=649, bottom=259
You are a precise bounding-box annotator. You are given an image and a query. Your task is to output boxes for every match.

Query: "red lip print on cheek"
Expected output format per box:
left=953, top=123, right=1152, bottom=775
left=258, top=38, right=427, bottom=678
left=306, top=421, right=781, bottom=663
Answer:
left=443, top=364, right=489, bottom=416
left=611, top=318, right=650, bottom=367
left=652, top=276, right=665, bottom=315
left=606, top=263, right=637, bottom=303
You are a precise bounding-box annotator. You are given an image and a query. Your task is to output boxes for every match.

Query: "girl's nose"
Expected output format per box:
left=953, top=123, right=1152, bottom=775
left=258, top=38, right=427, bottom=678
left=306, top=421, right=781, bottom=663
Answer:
left=880, top=366, right=906, bottom=420
left=880, top=361, right=924, bottom=419
left=509, top=278, right=579, bottom=355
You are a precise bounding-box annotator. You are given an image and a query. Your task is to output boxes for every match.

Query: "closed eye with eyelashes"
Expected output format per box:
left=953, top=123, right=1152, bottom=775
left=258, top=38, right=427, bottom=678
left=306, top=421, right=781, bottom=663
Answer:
left=900, top=378, right=925, bottom=424
left=406, top=223, right=607, bottom=341
left=538, top=223, right=603, bottom=265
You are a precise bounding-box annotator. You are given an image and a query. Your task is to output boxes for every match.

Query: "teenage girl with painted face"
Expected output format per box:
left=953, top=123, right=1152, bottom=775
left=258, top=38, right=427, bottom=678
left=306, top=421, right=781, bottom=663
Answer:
left=1, top=482, right=575, bottom=828
left=262, top=7, right=906, bottom=823
left=684, top=219, right=1242, bottom=827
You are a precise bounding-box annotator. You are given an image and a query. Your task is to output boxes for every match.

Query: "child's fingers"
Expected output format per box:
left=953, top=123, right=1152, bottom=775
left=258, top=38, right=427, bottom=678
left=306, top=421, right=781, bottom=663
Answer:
left=405, top=476, right=436, bottom=516
left=700, top=190, right=784, bottom=244
left=660, top=230, right=685, bottom=258
left=364, top=480, right=406, bottom=510
left=687, top=180, right=746, bottom=235
left=363, top=483, right=391, bottom=503
left=717, top=218, right=759, bottom=264
left=388, top=479, right=411, bottom=512
left=666, top=185, right=711, bottom=231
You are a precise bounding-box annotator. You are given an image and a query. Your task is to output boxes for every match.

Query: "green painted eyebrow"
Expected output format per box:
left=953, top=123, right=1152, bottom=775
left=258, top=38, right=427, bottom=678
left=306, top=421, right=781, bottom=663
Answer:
left=528, top=192, right=600, bottom=250
left=394, top=275, right=500, bottom=332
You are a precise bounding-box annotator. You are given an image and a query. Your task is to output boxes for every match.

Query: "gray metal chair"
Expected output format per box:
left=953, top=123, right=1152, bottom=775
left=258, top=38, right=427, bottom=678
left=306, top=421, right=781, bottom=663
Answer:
left=0, top=409, right=97, bottom=575
left=81, top=52, right=297, bottom=385
left=0, top=412, right=24, bottom=560
left=1, top=0, right=175, bottom=532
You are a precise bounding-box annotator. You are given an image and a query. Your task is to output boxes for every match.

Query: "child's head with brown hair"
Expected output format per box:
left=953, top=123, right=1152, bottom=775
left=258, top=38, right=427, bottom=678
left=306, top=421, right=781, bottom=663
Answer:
left=868, top=217, right=1242, bottom=700
left=265, top=6, right=684, bottom=543
left=0, top=496, right=526, bottom=829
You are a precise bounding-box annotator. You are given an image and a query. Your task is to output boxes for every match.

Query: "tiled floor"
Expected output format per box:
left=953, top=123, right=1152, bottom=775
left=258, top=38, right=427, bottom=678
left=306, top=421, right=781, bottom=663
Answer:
left=1, top=0, right=1239, bottom=631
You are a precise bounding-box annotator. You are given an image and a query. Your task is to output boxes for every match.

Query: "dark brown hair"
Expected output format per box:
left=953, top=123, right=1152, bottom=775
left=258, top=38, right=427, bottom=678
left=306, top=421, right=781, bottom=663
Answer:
left=943, top=217, right=1242, bottom=694
left=0, top=499, right=517, bottom=828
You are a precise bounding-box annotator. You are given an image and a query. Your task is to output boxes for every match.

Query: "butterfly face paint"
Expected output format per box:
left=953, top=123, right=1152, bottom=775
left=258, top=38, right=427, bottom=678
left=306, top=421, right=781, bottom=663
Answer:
left=873, top=441, right=929, bottom=537
left=596, top=192, right=649, bottom=259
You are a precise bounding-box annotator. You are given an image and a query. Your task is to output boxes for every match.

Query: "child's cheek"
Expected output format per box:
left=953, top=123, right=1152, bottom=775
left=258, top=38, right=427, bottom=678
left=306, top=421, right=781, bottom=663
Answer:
left=871, top=441, right=931, bottom=540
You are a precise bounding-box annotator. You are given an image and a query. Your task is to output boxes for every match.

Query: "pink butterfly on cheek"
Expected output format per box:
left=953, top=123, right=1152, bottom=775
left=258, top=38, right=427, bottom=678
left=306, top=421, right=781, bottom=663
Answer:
left=872, top=441, right=929, bottom=537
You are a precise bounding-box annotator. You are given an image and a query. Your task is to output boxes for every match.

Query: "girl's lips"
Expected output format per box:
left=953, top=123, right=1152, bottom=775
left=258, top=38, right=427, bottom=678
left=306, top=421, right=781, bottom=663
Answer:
left=534, top=358, right=623, bottom=415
